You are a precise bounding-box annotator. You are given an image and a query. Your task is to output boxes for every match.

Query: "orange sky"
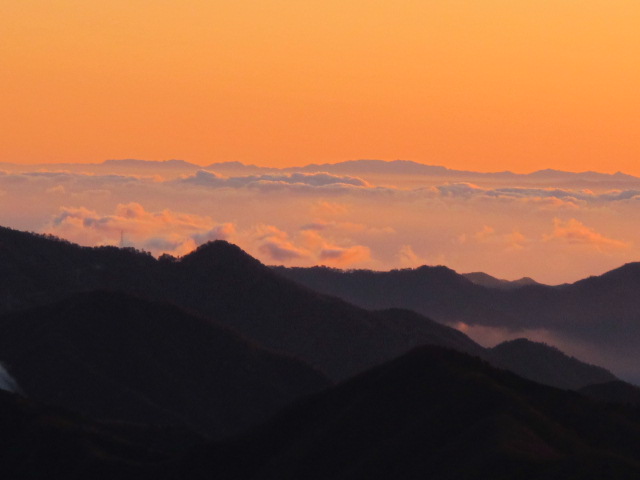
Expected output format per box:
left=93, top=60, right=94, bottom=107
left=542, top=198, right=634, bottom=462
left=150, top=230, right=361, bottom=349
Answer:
left=2, top=1, right=639, bottom=173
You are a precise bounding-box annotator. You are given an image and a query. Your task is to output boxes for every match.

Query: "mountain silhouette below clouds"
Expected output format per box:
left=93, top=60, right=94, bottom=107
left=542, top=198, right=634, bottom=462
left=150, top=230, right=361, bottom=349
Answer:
left=274, top=264, right=640, bottom=383
left=0, top=226, right=486, bottom=383
left=0, top=226, right=621, bottom=395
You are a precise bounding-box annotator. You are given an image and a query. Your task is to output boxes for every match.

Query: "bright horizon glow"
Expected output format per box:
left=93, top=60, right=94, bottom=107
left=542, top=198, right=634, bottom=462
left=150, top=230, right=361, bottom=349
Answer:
left=2, top=1, right=640, bottom=173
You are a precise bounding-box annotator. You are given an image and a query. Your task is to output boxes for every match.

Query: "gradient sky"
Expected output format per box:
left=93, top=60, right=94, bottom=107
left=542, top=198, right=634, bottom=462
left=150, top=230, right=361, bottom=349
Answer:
left=2, top=1, right=639, bottom=173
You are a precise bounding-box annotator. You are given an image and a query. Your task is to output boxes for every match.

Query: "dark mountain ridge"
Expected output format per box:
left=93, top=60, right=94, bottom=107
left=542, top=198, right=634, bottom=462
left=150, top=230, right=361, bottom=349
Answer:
left=274, top=264, right=640, bottom=382
left=182, top=346, right=640, bottom=480
left=272, top=265, right=518, bottom=326
left=0, top=226, right=486, bottom=383
left=463, top=271, right=540, bottom=289
left=0, top=226, right=616, bottom=392
left=489, top=339, right=616, bottom=390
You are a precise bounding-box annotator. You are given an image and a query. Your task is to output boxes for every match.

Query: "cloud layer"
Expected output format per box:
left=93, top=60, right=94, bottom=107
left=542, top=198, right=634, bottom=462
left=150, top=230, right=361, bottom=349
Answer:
left=2, top=164, right=640, bottom=283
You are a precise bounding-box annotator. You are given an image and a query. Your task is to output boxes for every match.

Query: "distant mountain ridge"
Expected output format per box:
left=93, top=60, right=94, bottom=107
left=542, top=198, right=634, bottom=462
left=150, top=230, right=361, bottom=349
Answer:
left=1, top=158, right=638, bottom=185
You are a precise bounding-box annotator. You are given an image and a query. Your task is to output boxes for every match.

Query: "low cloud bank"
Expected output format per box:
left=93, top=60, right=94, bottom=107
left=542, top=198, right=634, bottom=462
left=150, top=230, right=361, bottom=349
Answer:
left=45, top=203, right=372, bottom=267
left=1, top=166, right=640, bottom=283
left=48, top=203, right=234, bottom=256
left=454, top=322, right=640, bottom=385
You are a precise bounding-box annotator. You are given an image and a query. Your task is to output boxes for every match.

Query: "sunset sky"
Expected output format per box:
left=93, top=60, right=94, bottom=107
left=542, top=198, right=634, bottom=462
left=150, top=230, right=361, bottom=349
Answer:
left=3, top=1, right=640, bottom=173
left=2, top=1, right=640, bottom=285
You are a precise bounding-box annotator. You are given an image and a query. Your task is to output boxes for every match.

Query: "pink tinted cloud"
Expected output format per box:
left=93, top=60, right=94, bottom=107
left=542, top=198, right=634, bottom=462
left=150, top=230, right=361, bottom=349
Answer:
left=253, top=226, right=371, bottom=267
left=47, top=203, right=235, bottom=256
left=318, top=245, right=371, bottom=266
left=543, top=218, right=629, bottom=251
left=397, top=245, right=426, bottom=267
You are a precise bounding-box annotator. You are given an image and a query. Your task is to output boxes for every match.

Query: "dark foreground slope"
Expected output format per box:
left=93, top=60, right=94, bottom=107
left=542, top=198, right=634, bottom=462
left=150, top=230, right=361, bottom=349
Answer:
left=4, top=348, right=640, bottom=480
left=0, top=389, right=201, bottom=480
left=184, top=347, right=640, bottom=480
left=0, top=291, right=329, bottom=438
left=579, top=381, right=640, bottom=406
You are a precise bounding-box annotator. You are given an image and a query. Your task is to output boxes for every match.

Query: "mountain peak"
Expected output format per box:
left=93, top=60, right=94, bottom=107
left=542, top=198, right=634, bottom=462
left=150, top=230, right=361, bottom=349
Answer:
left=490, top=338, right=617, bottom=389
left=463, top=272, right=540, bottom=289
left=179, top=240, right=265, bottom=271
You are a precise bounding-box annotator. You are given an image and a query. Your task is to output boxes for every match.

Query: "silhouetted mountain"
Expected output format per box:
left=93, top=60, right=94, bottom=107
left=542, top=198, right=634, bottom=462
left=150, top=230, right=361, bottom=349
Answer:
left=170, top=242, right=488, bottom=380
left=0, top=226, right=618, bottom=391
left=273, top=264, right=640, bottom=382
left=0, top=291, right=329, bottom=438
left=0, top=226, right=484, bottom=383
left=463, top=272, right=540, bottom=289
left=489, top=339, right=616, bottom=390
left=272, top=265, right=517, bottom=326
left=579, top=381, right=640, bottom=406
left=183, top=346, right=640, bottom=480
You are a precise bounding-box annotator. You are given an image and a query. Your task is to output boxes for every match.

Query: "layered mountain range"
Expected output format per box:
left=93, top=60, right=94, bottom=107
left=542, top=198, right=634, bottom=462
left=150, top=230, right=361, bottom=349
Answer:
left=274, top=263, right=640, bottom=383
left=0, top=225, right=639, bottom=478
